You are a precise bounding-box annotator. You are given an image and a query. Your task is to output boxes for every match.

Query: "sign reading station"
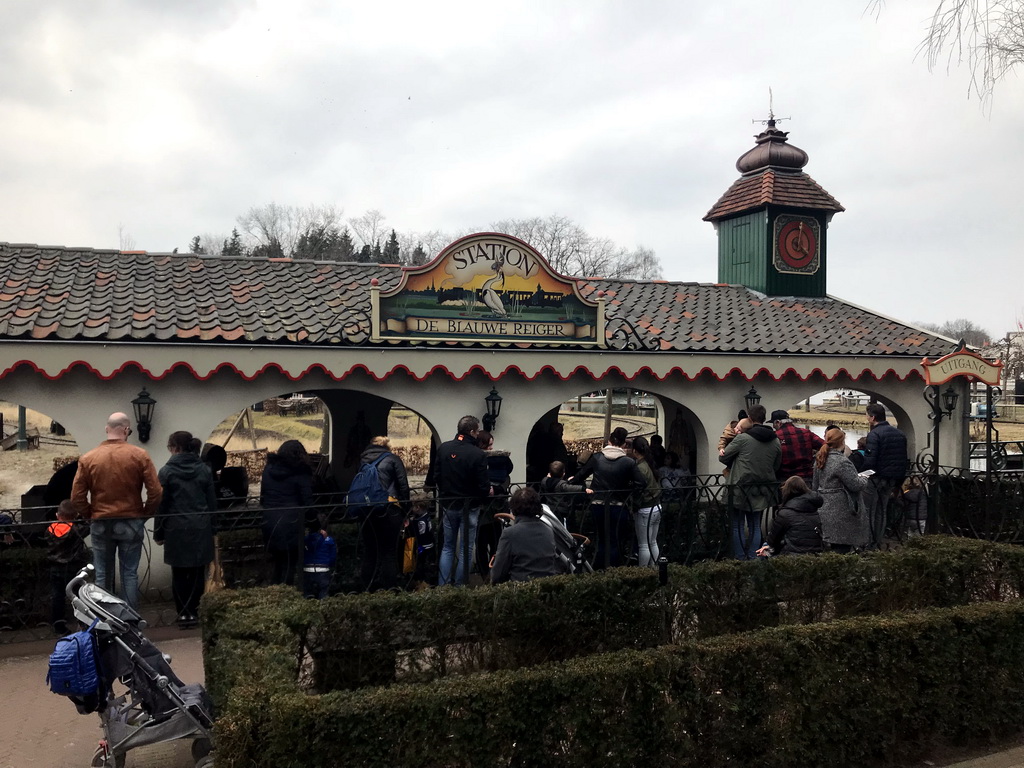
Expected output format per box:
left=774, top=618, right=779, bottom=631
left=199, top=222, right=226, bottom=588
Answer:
left=921, top=345, right=1003, bottom=387
left=373, top=233, right=604, bottom=345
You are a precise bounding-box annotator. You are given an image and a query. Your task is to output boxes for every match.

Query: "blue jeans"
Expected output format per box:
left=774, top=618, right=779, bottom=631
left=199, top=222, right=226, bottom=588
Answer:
left=90, top=518, right=146, bottom=609
left=731, top=509, right=763, bottom=561
left=439, top=507, right=479, bottom=586
left=634, top=505, right=662, bottom=567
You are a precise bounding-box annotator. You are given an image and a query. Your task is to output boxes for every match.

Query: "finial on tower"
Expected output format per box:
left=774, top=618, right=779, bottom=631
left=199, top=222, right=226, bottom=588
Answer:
left=752, top=87, right=791, bottom=129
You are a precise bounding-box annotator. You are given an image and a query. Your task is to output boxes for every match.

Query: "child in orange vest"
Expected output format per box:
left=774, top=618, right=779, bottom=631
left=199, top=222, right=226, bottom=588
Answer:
left=46, top=500, right=91, bottom=634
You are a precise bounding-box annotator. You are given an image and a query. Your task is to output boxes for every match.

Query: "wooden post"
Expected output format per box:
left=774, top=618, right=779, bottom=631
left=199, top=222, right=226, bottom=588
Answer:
left=246, top=407, right=258, bottom=451
left=603, top=389, right=613, bottom=441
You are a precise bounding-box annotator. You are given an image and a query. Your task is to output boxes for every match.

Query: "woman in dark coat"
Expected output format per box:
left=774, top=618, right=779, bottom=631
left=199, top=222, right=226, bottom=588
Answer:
left=758, top=476, right=824, bottom=557
left=491, top=487, right=568, bottom=584
left=812, top=428, right=869, bottom=554
left=260, top=439, right=314, bottom=586
left=155, top=431, right=217, bottom=628
left=357, top=436, right=410, bottom=592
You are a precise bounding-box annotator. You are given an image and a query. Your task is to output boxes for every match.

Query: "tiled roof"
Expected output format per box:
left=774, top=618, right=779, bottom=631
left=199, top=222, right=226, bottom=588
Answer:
left=578, top=279, right=948, bottom=356
left=0, top=243, right=950, bottom=357
left=703, top=169, right=845, bottom=221
left=0, top=244, right=397, bottom=345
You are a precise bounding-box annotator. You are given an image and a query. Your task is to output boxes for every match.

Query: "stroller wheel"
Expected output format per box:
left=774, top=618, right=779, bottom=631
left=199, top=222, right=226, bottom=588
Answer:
left=191, top=738, right=213, bottom=761
left=90, top=744, right=125, bottom=768
left=195, top=756, right=215, bottom=768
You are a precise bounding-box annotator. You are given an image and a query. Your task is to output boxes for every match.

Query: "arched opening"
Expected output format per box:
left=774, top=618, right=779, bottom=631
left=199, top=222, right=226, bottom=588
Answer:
left=202, top=388, right=436, bottom=595
left=0, top=399, right=80, bottom=513
left=0, top=399, right=81, bottom=635
left=781, top=387, right=915, bottom=455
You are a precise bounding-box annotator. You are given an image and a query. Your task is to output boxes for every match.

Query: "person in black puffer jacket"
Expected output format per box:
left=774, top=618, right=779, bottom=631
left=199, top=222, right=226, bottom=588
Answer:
left=572, top=426, right=646, bottom=569
left=260, top=440, right=314, bottom=586
left=758, top=476, right=824, bottom=557
left=155, top=431, right=217, bottom=627
left=357, top=436, right=410, bottom=592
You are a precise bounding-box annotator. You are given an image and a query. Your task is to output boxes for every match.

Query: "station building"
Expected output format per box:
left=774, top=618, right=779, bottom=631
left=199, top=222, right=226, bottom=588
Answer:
left=0, top=120, right=966, bottom=490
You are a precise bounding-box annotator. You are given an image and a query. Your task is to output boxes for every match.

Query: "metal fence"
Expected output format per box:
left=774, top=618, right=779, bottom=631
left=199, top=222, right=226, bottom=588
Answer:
left=2, top=467, right=1022, bottom=643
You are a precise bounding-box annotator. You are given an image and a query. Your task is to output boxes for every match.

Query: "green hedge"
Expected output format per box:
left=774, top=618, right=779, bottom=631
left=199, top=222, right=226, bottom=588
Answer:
left=214, top=601, right=1024, bottom=768
left=203, top=536, right=1024, bottom=709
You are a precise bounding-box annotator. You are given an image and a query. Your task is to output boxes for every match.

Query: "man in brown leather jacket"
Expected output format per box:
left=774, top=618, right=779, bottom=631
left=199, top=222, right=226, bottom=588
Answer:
left=71, top=412, right=162, bottom=609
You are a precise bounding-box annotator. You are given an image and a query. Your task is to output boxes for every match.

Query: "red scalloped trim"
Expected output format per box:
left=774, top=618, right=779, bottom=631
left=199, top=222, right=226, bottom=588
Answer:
left=0, top=358, right=926, bottom=384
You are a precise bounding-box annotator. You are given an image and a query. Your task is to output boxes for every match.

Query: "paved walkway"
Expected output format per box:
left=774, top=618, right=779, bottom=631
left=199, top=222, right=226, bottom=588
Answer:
left=4, top=629, right=1024, bottom=768
left=0, top=628, right=203, bottom=768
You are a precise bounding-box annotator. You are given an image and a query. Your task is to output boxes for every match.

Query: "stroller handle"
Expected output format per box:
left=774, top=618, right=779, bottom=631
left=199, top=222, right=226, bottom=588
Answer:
left=66, top=563, right=96, bottom=600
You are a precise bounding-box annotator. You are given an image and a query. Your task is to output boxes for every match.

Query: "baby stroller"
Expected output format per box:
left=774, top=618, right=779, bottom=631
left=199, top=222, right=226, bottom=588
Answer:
left=494, top=504, right=594, bottom=574
left=61, top=565, right=215, bottom=768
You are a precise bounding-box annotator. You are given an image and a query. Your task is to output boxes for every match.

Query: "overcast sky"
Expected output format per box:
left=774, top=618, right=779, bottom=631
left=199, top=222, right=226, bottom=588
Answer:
left=1, top=1, right=1021, bottom=342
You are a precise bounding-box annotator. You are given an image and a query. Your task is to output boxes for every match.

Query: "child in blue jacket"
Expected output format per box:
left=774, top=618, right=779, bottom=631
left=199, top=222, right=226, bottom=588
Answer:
left=302, top=515, right=337, bottom=599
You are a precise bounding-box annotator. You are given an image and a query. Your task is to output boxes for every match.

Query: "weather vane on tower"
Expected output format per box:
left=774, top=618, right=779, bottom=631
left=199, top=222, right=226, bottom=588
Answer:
left=753, top=87, right=791, bottom=127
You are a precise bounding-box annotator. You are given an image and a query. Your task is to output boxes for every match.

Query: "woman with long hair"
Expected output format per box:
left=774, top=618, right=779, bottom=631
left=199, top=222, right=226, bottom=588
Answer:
left=812, top=428, right=869, bottom=554
left=154, top=431, right=217, bottom=628
left=629, top=436, right=662, bottom=567
left=757, top=476, right=824, bottom=557
left=260, top=439, right=313, bottom=585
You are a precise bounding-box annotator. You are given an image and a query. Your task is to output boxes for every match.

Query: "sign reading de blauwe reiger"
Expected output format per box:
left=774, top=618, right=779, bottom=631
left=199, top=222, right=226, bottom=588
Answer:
left=373, top=233, right=603, bottom=345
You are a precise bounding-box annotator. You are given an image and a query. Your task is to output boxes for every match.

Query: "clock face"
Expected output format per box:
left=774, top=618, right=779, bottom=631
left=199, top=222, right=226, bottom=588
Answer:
left=773, top=215, right=820, bottom=274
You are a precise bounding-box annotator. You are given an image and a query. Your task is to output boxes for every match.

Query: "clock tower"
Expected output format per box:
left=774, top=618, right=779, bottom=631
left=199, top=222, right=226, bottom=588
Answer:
left=703, top=119, right=843, bottom=297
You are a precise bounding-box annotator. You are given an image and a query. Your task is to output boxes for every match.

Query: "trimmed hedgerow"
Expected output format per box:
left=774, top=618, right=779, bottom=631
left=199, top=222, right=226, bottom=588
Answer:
left=213, top=601, right=1024, bottom=768
left=202, top=536, right=1024, bottom=711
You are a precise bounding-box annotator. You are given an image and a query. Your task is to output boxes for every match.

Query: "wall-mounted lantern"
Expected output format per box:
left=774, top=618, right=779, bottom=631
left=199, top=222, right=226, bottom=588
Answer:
left=744, top=386, right=761, bottom=413
left=482, top=387, right=502, bottom=432
left=131, top=388, right=157, bottom=443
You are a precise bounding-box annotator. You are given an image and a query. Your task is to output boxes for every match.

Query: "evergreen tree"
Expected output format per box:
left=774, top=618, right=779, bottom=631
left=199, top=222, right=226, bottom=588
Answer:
left=188, top=235, right=205, bottom=255
left=223, top=228, right=244, bottom=256
left=382, top=229, right=401, bottom=263
left=357, top=244, right=372, bottom=263
left=337, top=228, right=355, bottom=261
left=371, top=239, right=383, bottom=263
left=410, top=244, right=428, bottom=266
left=250, top=238, right=285, bottom=260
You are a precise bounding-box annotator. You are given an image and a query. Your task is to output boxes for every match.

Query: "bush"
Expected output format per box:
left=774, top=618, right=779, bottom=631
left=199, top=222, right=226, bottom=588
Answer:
left=213, top=601, right=1024, bottom=768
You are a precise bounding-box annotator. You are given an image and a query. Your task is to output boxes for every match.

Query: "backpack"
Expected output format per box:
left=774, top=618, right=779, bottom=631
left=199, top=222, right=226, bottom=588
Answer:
left=47, top=618, right=101, bottom=701
left=346, top=453, right=391, bottom=519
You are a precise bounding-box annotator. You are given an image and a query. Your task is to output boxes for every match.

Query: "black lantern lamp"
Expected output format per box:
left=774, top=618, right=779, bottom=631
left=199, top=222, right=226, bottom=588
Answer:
left=482, top=387, right=502, bottom=433
left=744, top=386, right=761, bottom=413
left=131, top=388, right=156, bottom=443
left=941, top=385, right=960, bottom=417
left=923, top=384, right=960, bottom=422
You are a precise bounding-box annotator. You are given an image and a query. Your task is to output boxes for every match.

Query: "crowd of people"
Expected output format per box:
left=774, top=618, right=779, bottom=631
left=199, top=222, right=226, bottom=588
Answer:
left=718, top=403, right=912, bottom=559
left=39, top=400, right=922, bottom=632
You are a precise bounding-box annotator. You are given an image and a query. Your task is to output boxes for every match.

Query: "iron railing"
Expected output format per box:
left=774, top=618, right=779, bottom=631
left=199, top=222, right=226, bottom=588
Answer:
left=2, top=467, right=1023, bottom=642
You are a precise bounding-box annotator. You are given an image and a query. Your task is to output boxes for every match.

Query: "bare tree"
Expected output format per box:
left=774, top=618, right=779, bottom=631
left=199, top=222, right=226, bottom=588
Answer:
left=118, top=224, right=136, bottom=252
left=871, top=0, right=1024, bottom=105
left=916, top=317, right=992, bottom=347
left=237, top=203, right=344, bottom=258
left=490, top=215, right=663, bottom=280
left=347, top=209, right=388, bottom=250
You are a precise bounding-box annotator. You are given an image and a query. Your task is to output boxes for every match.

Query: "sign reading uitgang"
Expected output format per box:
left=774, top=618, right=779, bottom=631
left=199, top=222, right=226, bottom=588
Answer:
left=373, top=233, right=603, bottom=345
left=921, top=346, right=1003, bottom=387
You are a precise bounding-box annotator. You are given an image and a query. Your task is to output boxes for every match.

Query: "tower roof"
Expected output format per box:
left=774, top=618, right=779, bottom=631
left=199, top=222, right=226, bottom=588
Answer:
left=704, top=119, right=844, bottom=221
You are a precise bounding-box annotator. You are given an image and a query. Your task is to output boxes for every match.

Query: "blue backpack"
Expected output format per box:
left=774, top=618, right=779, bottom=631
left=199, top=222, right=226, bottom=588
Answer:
left=347, top=453, right=391, bottom=519
left=47, top=618, right=100, bottom=699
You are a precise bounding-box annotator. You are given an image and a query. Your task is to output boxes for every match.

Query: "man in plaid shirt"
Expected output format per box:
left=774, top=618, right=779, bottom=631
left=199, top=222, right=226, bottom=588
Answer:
left=771, top=410, right=825, bottom=483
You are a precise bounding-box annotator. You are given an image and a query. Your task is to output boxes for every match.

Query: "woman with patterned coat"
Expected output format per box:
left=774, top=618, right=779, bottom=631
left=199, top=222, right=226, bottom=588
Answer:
left=811, top=428, right=868, bottom=554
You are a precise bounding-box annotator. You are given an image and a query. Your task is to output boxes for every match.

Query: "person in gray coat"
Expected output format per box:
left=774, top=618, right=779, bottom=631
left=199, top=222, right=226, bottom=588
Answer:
left=155, top=431, right=217, bottom=628
left=491, top=487, right=568, bottom=584
left=811, top=427, right=869, bottom=553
